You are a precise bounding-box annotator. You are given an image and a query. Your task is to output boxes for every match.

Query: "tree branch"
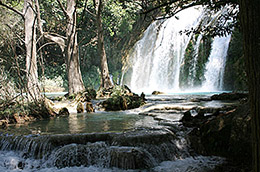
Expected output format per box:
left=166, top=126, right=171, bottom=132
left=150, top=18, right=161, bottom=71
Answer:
left=141, top=0, right=179, bottom=14
left=44, top=33, right=66, bottom=52
left=35, top=0, right=43, bottom=35
left=0, top=1, right=25, bottom=20
left=57, top=0, right=69, bottom=19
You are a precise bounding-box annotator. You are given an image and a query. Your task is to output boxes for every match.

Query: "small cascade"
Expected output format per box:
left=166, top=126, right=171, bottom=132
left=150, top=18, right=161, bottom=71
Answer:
left=0, top=128, right=191, bottom=170
left=202, top=35, right=231, bottom=91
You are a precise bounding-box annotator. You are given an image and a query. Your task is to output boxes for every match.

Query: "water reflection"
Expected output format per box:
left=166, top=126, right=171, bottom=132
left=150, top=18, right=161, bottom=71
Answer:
left=4, top=112, right=157, bottom=135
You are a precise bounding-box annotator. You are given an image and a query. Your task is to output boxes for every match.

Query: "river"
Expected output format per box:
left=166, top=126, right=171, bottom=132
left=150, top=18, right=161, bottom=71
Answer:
left=0, top=92, right=238, bottom=172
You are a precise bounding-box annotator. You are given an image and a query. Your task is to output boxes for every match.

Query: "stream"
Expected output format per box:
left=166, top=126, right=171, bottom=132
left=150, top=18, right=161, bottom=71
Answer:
left=0, top=92, right=237, bottom=172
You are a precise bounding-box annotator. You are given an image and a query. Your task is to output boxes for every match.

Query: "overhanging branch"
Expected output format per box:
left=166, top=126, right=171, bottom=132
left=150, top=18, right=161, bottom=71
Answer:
left=0, top=1, right=25, bottom=20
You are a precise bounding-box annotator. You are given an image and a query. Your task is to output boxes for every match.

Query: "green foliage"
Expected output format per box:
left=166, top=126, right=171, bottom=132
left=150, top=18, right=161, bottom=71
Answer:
left=179, top=35, right=212, bottom=89
left=223, top=28, right=247, bottom=91
left=77, top=0, right=142, bottom=89
left=196, top=35, right=212, bottom=85
left=179, top=40, right=195, bottom=88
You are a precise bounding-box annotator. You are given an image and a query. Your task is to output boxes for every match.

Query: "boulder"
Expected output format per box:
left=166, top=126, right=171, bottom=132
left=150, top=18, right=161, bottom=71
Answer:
left=211, top=92, right=248, bottom=100
left=188, top=102, right=251, bottom=164
left=100, top=94, right=144, bottom=111
left=97, top=86, right=146, bottom=111
left=85, top=102, right=94, bottom=113
left=152, top=91, right=164, bottom=95
left=76, top=102, right=84, bottom=113
left=58, top=107, right=69, bottom=116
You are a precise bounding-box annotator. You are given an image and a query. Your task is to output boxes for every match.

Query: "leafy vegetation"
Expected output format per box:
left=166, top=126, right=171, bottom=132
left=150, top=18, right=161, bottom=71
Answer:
left=223, top=28, right=247, bottom=91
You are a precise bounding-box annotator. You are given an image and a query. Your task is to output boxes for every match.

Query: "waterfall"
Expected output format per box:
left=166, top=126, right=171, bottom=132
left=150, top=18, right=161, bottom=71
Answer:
left=127, top=7, right=204, bottom=93
left=124, top=6, right=232, bottom=93
left=201, top=35, right=231, bottom=91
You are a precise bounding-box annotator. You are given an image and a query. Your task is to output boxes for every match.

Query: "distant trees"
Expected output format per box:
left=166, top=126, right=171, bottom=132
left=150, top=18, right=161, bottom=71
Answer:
left=0, top=0, right=41, bottom=101
left=36, top=0, right=85, bottom=95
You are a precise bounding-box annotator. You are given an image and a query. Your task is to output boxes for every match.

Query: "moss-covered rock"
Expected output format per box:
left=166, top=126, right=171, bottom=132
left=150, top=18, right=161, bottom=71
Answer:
left=98, top=85, right=145, bottom=111
left=0, top=98, right=58, bottom=127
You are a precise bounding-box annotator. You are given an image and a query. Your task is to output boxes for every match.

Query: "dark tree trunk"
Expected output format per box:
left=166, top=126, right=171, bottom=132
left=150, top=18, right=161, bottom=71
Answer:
left=95, top=0, right=113, bottom=89
left=24, top=0, right=41, bottom=101
left=239, top=0, right=260, bottom=171
left=66, top=0, right=85, bottom=95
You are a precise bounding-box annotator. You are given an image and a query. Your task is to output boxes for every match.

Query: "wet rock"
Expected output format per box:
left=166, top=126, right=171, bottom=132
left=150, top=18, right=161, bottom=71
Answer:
left=53, top=143, right=108, bottom=168
left=195, top=109, right=205, bottom=119
left=112, top=129, right=175, bottom=146
left=181, top=110, right=192, bottom=122
left=100, top=94, right=144, bottom=111
left=188, top=102, right=251, bottom=163
left=58, top=107, right=69, bottom=116
left=76, top=102, right=84, bottom=113
left=53, top=142, right=155, bottom=169
left=211, top=92, right=248, bottom=100
left=18, top=161, right=25, bottom=169
left=112, top=128, right=186, bottom=162
left=85, top=102, right=94, bottom=113
left=110, top=147, right=155, bottom=169
left=152, top=91, right=164, bottom=95
left=141, top=92, right=147, bottom=101
left=97, top=86, right=145, bottom=111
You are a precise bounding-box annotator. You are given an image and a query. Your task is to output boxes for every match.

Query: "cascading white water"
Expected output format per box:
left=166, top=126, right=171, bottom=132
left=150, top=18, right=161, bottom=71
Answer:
left=201, top=35, right=231, bottom=91
left=125, top=6, right=232, bottom=94
left=128, top=7, right=204, bottom=93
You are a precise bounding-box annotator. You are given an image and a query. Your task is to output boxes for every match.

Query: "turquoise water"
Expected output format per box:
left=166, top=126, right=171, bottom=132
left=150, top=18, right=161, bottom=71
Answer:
left=4, top=111, right=156, bottom=135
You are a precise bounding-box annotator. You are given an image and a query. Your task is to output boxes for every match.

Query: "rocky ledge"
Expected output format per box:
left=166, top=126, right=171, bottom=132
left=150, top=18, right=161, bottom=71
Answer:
left=182, top=101, right=251, bottom=170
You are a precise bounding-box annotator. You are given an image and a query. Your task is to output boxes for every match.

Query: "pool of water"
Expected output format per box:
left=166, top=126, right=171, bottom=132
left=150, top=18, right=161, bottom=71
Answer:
left=4, top=111, right=157, bottom=135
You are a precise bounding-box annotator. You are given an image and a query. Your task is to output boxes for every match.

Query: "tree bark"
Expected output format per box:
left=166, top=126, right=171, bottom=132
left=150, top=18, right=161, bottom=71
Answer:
left=66, top=0, right=85, bottom=95
left=95, top=0, right=113, bottom=89
left=239, top=0, right=260, bottom=171
left=24, top=0, right=41, bottom=101
left=36, top=0, right=85, bottom=95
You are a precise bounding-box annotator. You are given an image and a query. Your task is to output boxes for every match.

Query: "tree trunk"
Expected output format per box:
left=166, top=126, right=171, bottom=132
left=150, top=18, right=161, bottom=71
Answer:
left=95, top=0, right=113, bottom=89
left=239, top=0, right=260, bottom=171
left=66, top=0, right=85, bottom=95
left=24, top=0, right=41, bottom=101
